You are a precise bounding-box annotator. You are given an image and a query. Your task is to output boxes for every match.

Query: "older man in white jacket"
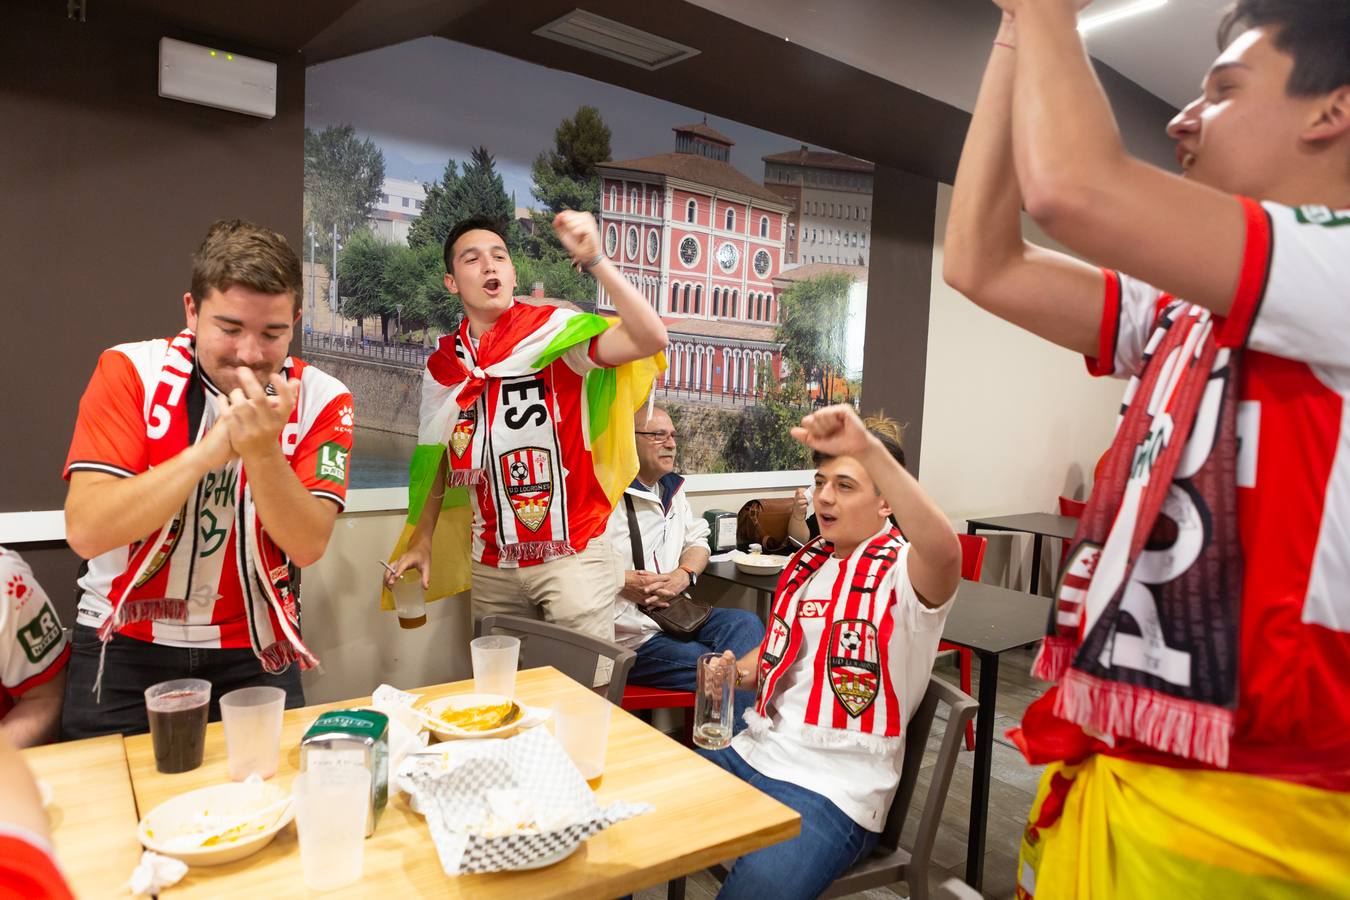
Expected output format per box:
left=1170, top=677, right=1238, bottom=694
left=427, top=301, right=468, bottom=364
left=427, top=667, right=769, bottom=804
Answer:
left=605, top=407, right=763, bottom=730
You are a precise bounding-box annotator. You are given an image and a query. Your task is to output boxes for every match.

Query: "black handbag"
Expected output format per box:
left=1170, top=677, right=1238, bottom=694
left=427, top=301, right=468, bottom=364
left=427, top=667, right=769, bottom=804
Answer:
left=624, top=495, right=710, bottom=641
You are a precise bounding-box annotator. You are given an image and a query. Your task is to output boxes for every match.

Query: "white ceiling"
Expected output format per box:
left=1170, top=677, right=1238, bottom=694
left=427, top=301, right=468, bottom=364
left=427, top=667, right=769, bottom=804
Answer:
left=687, top=0, right=1234, bottom=113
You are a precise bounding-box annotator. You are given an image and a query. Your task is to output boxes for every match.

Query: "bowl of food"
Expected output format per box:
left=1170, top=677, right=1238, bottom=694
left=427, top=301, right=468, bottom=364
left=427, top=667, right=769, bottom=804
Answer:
left=419, top=693, right=523, bottom=742
left=731, top=551, right=789, bottom=577
left=138, top=781, right=293, bottom=866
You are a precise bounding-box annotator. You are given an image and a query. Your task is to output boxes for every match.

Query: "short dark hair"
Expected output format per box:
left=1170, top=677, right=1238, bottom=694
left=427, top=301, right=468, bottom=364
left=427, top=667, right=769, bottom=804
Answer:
left=442, top=216, right=509, bottom=274
left=1219, top=1, right=1350, bottom=96
left=190, top=219, right=302, bottom=315
left=811, top=413, right=906, bottom=474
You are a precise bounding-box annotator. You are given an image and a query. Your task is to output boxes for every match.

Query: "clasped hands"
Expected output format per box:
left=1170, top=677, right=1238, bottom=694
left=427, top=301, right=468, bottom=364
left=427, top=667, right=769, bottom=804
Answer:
left=199, top=366, right=299, bottom=469
left=621, top=568, right=691, bottom=610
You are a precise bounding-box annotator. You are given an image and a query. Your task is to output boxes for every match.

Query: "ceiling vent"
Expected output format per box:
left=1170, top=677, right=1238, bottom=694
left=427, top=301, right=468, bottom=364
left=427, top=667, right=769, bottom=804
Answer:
left=533, top=10, right=700, bottom=71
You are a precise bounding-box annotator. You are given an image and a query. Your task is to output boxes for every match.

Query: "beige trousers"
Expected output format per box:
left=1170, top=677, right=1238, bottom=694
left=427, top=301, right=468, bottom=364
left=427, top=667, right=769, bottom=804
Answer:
left=470, top=537, right=622, bottom=686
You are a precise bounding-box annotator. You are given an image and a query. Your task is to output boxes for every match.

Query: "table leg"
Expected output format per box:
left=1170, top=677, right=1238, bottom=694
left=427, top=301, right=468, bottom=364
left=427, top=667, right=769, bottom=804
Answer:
left=1030, top=533, right=1044, bottom=594
left=966, top=522, right=977, bottom=535
left=965, top=651, right=1000, bottom=891
left=757, top=589, right=771, bottom=623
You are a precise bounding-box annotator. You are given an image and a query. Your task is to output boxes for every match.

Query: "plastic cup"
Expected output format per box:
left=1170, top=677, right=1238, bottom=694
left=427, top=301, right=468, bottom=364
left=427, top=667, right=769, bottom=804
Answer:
left=294, top=768, right=371, bottom=891
left=220, top=686, right=286, bottom=781
left=552, top=692, right=611, bottom=780
left=389, top=575, right=427, bottom=629
left=145, top=678, right=211, bottom=774
left=693, top=653, right=734, bottom=750
left=471, top=635, right=520, bottom=697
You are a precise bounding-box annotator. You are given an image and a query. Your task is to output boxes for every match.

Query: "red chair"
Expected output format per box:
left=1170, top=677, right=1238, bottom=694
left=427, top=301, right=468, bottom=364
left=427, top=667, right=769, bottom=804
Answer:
left=940, top=533, right=986, bottom=750
left=621, top=684, right=695, bottom=746
left=1059, top=495, right=1086, bottom=570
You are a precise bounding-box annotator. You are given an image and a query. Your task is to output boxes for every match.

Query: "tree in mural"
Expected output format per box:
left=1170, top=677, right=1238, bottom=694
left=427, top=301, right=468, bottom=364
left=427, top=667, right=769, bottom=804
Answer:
left=722, top=367, right=814, bottom=472
left=339, top=231, right=461, bottom=341
left=525, top=106, right=612, bottom=303
left=776, top=272, right=855, bottom=406
left=406, top=159, right=459, bottom=251
left=303, top=125, right=386, bottom=262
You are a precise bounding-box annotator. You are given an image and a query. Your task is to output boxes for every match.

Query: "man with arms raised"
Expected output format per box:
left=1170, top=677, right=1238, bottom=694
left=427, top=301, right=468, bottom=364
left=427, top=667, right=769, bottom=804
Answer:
left=945, top=0, right=1350, bottom=894
left=703, top=405, right=961, bottom=899
left=62, top=219, right=353, bottom=738
left=386, top=213, right=666, bottom=652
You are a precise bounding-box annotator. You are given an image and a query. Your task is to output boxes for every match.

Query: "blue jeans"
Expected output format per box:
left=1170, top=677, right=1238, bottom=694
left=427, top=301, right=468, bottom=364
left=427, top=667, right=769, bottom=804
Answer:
left=629, top=608, right=763, bottom=734
left=697, top=747, right=879, bottom=900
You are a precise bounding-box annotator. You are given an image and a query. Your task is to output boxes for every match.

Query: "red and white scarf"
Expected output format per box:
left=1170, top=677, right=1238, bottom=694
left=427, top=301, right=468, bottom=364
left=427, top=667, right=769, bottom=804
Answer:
left=1032, top=301, right=1242, bottom=767
left=746, top=527, right=907, bottom=750
left=99, top=330, right=318, bottom=675
left=423, top=304, right=596, bottom=562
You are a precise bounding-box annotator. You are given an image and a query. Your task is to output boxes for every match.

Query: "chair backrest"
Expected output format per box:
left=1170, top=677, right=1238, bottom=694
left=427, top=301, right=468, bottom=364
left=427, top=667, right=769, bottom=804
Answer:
left=956, top=533, right=986, bottom=582
left=477, top=615, right=636, bottom=704
left=876, top=675, right=979, bottom=858
left=1058, top=495, right=1086, bottom=518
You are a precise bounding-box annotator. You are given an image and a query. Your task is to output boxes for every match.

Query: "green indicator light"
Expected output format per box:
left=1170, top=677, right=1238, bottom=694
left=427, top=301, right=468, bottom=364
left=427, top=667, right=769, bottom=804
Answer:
left=209, top=50, right=217, bottom=57
left=226, top=54, right=234, bottom=61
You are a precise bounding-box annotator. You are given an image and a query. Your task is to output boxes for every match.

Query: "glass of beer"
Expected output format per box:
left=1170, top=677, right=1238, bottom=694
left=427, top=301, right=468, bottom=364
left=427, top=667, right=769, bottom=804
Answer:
left=694, top=653, right=734, bottom=750
left=145, top=678, right=211, bottom=774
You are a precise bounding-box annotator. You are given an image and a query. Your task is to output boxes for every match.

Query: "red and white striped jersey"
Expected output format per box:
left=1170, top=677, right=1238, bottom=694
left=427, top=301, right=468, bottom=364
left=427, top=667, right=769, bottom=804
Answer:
left=731, top=540, right=953, bottom=830
left=1089, top=197, right=1350, bottom=784
left=64, top=341, right=353, bottom=649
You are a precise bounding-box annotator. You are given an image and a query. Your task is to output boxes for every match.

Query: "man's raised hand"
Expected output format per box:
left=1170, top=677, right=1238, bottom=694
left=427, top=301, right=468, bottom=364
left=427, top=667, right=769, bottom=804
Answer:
left=790, top=404, right=875, bottom=460
left=222, top=367, right=298, bottom=461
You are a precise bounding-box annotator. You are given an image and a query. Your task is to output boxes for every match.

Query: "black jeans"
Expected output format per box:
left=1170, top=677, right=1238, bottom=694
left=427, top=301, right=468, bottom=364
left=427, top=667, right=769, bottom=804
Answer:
left=61, top=623, right=305, bottom=740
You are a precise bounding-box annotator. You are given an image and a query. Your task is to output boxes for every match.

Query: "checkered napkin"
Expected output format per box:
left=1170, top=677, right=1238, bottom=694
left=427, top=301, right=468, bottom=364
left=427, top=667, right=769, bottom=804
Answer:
left=404, top=727, right=651, bottom=874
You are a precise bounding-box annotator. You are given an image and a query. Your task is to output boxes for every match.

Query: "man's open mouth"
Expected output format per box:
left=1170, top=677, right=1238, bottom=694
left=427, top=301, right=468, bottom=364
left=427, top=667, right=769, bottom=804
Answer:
left=483, top=278, right=501, bottom=292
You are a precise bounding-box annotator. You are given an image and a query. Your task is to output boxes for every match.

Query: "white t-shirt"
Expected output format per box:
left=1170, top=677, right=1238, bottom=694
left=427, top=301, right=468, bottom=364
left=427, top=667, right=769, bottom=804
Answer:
left=731, top=541, right=953, bottom=831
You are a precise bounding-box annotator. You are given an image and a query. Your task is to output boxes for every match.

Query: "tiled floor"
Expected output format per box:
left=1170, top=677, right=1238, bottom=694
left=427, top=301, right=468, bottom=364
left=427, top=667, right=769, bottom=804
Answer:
left=635, top=647, right=1046, bottom=900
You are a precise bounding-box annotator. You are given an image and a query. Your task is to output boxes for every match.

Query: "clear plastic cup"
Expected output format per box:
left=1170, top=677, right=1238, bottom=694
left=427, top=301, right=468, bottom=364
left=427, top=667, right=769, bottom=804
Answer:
left=294, top=767, right=371, bottom=891
left=389, top=574, right=427, bottom=629
left=552, top=692, right=611, bottom=780
left=220, top=686, right=286, bottom=781
left=471, top=635, right=520, bottom=697
left=694, top=653, right=734, bottom=750
left=145, top=678, right=211, bottom=774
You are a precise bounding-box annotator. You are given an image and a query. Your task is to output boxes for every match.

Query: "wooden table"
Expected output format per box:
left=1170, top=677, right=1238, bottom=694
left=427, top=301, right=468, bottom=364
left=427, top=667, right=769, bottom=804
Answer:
left=123, top=666, right=800, bottom=898
left=965, top=512, right=1079, bottom=593
left=22, top=735, right=144, bottom=898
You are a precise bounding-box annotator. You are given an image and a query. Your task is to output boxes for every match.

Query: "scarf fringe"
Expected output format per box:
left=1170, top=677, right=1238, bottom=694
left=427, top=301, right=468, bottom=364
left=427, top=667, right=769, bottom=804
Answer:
left=742, top=708, right=770, bottom=737
left=446, top=468, right=485, bottom=487
left=499, top=540, right=573, bottom=562
left=97, top=598, right=188, bottom=640
left=260, top=639, right=318, bottom=674
left=1055, top=668, right=1233, bottom=768
left=795, top=721, right=902, bottom=754
left=1032, top=636, right=1076, bottom=682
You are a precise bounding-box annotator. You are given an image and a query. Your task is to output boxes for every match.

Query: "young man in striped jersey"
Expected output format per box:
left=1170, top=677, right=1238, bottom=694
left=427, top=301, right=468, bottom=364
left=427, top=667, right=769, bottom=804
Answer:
left=702, top=405, right=961, bottom=900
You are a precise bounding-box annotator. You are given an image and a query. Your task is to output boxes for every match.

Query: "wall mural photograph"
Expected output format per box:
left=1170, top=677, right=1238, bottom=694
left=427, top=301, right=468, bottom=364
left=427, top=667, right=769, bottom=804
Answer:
left=302, top=38, right=873, bottom=488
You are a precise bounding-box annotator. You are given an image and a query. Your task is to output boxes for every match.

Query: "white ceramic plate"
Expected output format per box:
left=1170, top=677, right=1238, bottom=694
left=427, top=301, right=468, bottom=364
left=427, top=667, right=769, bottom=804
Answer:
left=513, top=839, right=581, bottom=870
left=730, top=550, right=789, bottom=576
left=419, top=693, right=544, bottom=742
left=138, top=781, right=294, bottom=867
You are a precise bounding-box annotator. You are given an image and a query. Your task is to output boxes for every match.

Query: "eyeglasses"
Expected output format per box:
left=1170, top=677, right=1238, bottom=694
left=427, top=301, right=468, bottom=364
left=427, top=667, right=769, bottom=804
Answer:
left=636, top=430, right=678, bottom=443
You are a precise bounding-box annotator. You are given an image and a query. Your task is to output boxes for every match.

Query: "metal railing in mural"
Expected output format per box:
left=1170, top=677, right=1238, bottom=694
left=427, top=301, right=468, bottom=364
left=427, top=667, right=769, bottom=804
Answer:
left=303, top=331, right=434, bottom=368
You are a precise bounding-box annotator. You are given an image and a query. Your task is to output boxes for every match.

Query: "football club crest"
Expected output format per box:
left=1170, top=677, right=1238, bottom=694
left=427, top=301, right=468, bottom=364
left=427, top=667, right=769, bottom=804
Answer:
left=499, top=447, right=553, bottom=532
left=134, top=511, right=185, bottom=588
left=450, top=408, right=477, bottom=458
left=763, top=615, right=790, bottom=667
left=827, top=618, right=881, bottom=717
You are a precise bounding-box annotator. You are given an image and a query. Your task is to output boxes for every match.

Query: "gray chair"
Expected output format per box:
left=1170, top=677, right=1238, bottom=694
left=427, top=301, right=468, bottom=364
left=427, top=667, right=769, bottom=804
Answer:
left=705, top=674, right=978, bottom=900
left=935, top=876, right=985, bottom=899
left=477, top=614, right=636, bottom=704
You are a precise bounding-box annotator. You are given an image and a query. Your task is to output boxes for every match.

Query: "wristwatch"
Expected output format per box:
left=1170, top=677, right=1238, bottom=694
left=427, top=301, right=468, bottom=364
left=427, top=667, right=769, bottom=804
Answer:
left=678, top=565, right=699, bottom=587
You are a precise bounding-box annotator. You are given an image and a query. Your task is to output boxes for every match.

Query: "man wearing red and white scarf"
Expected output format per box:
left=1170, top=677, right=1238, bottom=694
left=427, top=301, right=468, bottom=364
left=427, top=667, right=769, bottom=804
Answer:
left=946, top=0, right=1350, bottom=895
left=60, top=219, right=353, bottom=739
left=387, top=212, right=668, bottom=657
left=700, top=405, right=961, bottom=900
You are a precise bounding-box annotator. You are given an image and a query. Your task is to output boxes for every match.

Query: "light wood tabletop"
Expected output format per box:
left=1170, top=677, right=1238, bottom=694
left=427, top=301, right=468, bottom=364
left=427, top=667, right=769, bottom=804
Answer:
left=122, top=666, right=800, bottom=898
left=22, top=734, right=144, bottom=899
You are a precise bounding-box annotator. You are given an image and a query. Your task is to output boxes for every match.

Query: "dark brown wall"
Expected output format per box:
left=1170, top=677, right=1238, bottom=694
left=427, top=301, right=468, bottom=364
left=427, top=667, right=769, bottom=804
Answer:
left=2, top=4, right=305, bottom=609
left=859, top=169, right=939, bottom=476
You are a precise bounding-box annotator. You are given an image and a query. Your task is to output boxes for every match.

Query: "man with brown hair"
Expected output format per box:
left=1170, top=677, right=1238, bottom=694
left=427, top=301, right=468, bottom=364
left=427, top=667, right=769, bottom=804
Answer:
left=61, top=219, right=354, bottom=739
